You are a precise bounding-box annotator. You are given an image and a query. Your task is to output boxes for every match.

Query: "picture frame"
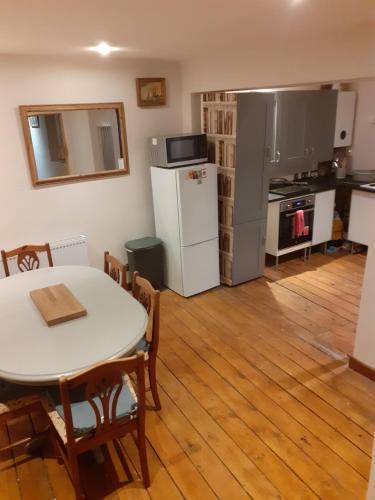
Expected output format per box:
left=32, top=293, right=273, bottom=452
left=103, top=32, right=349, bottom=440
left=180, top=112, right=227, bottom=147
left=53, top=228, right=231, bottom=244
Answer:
left=29, top=115, right=40, bottom=128
left=136, top=78, right=166, bottom=107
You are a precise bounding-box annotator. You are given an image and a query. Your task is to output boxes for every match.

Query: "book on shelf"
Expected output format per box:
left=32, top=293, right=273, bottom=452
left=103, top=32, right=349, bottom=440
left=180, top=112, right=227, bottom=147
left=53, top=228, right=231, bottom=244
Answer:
left=202, top=108, right=236, bottom=135
left=202, top=92, right=237, bottom=103
left=218, top=141, right=236, bottom=168
left=218, top=199, right=234, bottom=226
left=218, top=172, right=234, bottom=199
left=219, top=227, right=233, bottom=254
left=207, top=141, right=216, bottom=163
left=219, top=252, right=233, bottom=283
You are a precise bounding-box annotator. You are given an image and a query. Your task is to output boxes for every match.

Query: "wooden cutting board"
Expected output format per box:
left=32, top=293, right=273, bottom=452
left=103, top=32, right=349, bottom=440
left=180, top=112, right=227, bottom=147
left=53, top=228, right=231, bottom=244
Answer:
left=30, top=283, right=87, bottom=326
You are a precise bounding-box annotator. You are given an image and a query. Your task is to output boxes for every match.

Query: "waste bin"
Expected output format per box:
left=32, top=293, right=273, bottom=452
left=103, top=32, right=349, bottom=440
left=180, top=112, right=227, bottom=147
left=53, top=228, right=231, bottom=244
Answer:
left=125, top=237, right=164, bottom=290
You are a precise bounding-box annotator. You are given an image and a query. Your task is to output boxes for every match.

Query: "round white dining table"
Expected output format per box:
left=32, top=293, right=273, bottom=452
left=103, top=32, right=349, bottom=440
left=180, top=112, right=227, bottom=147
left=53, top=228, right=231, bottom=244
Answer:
left=0, top=266, right=148, bottom=385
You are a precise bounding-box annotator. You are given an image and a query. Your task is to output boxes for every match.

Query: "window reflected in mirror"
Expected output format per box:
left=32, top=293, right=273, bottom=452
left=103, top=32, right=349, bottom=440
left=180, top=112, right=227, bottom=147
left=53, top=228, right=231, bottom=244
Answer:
left=20, top=103, right=129, bottom=185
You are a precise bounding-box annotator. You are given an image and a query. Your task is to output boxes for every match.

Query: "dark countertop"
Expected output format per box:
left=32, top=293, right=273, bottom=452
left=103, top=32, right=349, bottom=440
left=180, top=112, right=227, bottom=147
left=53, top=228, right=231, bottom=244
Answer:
left=268, top=176, right=375, bottom=202
left=336, top=178, right=375, bottom=193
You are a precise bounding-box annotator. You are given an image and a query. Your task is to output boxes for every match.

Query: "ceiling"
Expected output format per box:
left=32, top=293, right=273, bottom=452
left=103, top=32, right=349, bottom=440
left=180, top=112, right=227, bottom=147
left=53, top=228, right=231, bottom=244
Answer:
left=1, top=0, right=374, bottom=61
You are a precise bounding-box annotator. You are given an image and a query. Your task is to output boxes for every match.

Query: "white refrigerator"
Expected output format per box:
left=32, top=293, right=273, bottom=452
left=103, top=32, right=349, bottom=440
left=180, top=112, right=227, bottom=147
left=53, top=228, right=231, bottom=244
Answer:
left=150, top=163, right=220, bottom=297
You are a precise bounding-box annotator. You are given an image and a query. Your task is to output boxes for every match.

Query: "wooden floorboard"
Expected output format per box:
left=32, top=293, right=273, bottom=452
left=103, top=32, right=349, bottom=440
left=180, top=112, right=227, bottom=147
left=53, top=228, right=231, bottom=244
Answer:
left=161, top=296, right=371, bottom=475
left=0, top=253, right=373, bottom=499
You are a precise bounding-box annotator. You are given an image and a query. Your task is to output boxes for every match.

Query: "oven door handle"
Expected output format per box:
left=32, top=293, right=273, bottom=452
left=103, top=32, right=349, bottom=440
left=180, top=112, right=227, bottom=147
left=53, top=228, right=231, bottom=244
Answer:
left=285, top=208, right=314, bottom=217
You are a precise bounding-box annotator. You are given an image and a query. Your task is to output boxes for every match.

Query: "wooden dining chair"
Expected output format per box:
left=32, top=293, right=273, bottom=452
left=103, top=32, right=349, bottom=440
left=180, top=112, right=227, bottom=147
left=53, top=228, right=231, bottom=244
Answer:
left=104, top=251, right=129, bottom=290
left=132, top=272, right=161, bottom=410
left=1, top=243, right=53, bottom=277
left=0, top=385, right=49, bottom=454
left=43, top=354, right=149, bottom=499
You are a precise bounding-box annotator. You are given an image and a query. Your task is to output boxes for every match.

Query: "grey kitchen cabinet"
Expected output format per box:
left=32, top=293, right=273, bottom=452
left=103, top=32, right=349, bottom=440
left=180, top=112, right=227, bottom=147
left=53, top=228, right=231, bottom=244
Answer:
left=230, top=92, right=274, bottom=284
left=232, top=219, right=267, bottom=284
left=274, top=90, right=338, bottom=176
left=308, top=91, right=338, bottom=164
left=275, top=91, right=310, bottom=175
left=233, top=93, right=274, bottom=225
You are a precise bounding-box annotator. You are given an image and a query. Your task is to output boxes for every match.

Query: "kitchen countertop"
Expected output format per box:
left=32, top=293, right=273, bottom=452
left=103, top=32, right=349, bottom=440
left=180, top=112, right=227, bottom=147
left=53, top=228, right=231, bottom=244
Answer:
left=268, top=176, right=375, bottom=203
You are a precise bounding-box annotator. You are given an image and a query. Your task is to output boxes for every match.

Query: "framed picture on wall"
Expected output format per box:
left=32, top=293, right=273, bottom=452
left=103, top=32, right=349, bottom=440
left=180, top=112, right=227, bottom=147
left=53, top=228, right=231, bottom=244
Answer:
left=29, top=115, right=40, bottom=128
left=136, top=78, right=166, bottom=107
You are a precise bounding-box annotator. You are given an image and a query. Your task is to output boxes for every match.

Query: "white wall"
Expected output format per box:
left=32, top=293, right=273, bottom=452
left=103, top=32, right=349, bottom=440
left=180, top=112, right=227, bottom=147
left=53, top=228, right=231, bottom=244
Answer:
left=0, top=55, right=182, bottom=268
left=181, top=30, right=375, bottom=131
left=350, top=79, right=375, bottom=171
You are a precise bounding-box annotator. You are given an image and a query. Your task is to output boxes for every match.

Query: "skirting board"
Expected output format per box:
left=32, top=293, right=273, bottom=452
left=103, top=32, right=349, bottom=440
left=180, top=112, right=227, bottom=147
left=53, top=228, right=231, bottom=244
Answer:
left=349, top=356, right=375, bottom=382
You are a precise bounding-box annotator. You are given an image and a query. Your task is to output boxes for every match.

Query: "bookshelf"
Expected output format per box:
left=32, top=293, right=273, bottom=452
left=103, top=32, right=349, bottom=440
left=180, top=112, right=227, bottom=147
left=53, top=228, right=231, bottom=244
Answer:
left=201, top=91, right=237, bottom=285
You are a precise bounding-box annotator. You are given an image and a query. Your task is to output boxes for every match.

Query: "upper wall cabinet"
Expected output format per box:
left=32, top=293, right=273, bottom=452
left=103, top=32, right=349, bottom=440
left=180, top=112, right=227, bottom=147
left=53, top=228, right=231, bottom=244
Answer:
left=334, top=91, right=356, bottom=148
left=20, top=102, right=129, bottom=186
left=273, top=90, right=338, bottom=176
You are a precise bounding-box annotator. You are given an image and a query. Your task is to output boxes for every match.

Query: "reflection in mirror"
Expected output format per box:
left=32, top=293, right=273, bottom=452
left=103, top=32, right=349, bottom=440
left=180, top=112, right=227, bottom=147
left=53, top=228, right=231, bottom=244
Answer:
left=20, top=103, right=129, bottom=186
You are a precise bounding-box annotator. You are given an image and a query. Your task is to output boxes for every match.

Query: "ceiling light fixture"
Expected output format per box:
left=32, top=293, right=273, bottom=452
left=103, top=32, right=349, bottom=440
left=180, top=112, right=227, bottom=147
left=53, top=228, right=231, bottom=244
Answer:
left=89, top=42, right=120, bottom=56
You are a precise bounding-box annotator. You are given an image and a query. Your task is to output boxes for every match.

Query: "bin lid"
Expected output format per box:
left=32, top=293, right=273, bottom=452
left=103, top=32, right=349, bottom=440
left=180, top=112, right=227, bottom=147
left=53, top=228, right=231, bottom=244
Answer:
left=125, top=237, right=163, bottom=251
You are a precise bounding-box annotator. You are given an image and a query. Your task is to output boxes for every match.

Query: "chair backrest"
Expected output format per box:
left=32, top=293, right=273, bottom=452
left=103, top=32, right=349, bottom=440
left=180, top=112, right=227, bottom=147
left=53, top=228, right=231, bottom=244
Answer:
left=59, top=354, right=145, bottom=447
left=1, top=243, right=53, bottom=277
left=132, top=271, right=160, bottom=350
left=104, top=251, right=129, bottom=290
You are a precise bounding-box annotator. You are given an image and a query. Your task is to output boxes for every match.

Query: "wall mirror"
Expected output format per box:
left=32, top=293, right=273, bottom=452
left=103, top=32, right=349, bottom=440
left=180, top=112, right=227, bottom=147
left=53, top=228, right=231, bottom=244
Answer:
left=20, top=102, right=129, bottom=186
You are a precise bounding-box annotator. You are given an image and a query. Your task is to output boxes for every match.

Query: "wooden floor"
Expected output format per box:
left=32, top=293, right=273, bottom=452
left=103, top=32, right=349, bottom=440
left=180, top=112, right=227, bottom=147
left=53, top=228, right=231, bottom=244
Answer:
left=1, top=253, right=374, bottom=499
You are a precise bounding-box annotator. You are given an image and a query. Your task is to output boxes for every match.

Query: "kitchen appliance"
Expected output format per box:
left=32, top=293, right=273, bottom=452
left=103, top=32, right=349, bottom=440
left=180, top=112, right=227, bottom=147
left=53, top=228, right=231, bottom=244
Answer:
left=351, top=169, right=375, bottom=182
left=278, top=195, right=315, bottom=249
left=150, top=163, right=220, bottom=297
left=334, top=91, right=356, bottom=148
left=333, top=158, right=347, bottom=179
left=149, top=133, right=208, bottom=168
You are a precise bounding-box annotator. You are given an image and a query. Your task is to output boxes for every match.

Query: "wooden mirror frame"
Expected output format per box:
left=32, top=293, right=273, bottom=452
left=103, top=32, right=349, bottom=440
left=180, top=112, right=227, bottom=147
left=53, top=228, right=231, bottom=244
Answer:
left=19, top=102, right=130, bottom=186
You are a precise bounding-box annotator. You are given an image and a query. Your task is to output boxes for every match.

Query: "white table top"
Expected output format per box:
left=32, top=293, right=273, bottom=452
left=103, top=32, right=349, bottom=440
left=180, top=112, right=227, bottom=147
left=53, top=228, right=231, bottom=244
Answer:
left=0, top=266, right=148, bottom=385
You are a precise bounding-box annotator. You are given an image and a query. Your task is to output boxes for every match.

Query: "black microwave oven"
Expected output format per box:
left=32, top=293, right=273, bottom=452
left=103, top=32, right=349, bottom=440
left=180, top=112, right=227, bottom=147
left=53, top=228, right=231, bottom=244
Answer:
left=148, top=133, right=208, bottom=168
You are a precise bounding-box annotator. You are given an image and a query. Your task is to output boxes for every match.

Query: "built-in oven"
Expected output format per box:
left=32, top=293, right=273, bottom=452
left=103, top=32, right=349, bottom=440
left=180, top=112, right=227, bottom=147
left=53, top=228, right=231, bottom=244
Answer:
left=278, top=195, right=315, bottom=250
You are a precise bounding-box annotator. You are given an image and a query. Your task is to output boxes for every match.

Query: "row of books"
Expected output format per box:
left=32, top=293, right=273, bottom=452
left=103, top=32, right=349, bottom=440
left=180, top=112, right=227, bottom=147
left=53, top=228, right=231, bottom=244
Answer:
left=219, top=227, right=233, bottom=254
left=218, top=173, right=234, bottom=198
left=218, top=140, right=236, bottom=168
left=207, top=141, right=216, bottom=163
left=219, top=253, right=233, bottom=283
left=202, top=92, right=237, bottom=102
left=203, top=108, right=236, bottom=136
left=218, top=199, right=234, bottom=226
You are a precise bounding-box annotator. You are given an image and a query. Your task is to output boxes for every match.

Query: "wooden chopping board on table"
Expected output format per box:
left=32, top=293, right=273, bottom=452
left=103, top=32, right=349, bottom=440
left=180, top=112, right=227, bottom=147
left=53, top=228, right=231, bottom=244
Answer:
left=30, top=283, right=87, bottom=326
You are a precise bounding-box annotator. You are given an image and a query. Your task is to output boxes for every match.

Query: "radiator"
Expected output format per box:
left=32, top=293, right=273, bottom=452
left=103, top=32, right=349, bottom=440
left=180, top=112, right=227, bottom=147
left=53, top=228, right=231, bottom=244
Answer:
left=0, top=235, right=88, bottom=278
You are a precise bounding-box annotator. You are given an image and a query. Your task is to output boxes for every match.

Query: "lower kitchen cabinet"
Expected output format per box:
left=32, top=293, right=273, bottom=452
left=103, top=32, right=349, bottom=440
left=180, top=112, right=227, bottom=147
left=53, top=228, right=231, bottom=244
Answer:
left=348, top=190, right=374, bottom=246
left=232, top=219, right=267, bottom=285
left=312, top=190, right=335, bottom=246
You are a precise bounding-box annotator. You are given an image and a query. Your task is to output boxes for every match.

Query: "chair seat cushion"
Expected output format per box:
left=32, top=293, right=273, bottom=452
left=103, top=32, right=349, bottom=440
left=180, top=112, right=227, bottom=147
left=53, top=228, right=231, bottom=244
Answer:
left=47, top=375, right=138, bottom=438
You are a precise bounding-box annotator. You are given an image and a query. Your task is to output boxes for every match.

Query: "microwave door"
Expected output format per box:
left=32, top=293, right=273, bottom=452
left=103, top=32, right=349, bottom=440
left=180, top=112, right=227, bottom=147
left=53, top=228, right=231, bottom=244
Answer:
left=166, top=135, right=207, bottom=167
